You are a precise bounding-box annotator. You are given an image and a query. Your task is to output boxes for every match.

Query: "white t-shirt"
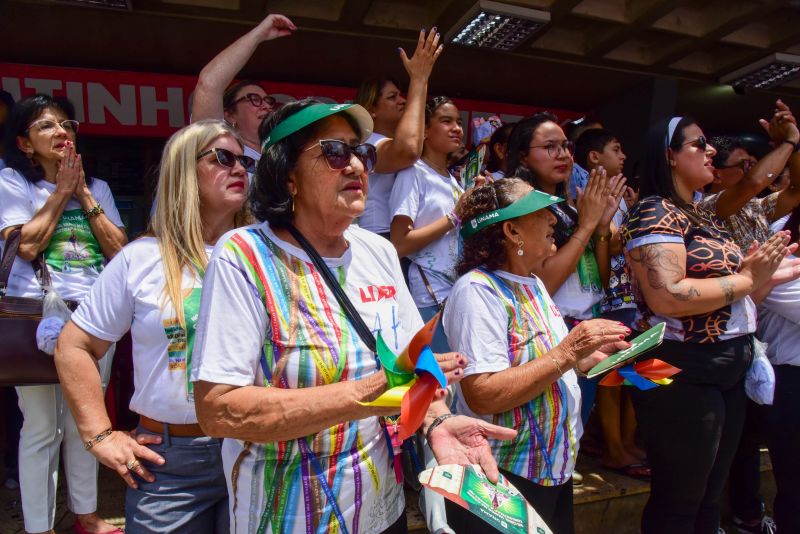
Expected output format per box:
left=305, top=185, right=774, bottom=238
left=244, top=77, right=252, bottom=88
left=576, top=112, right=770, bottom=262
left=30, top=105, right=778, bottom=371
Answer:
left=359, top=133, right=396, bottom=234
left=389, top=159, right=463, bottom=307
left=443, top=269, right=580, bottom=485
left=72, top=237, right=209, bottom=423
left=191, top=222, right=423, bottom=534
left=0, top=168, right=124, bottom=301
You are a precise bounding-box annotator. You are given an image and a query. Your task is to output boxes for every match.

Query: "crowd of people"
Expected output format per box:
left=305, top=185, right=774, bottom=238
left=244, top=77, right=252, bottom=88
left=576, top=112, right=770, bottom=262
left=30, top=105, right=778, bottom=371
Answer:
left=1, top=12, right=799, bottom=534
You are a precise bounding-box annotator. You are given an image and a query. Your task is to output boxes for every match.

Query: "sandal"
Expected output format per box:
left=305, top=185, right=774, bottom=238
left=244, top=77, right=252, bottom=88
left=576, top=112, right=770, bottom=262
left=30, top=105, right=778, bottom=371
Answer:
left=606, top=463, right=651, bottom=481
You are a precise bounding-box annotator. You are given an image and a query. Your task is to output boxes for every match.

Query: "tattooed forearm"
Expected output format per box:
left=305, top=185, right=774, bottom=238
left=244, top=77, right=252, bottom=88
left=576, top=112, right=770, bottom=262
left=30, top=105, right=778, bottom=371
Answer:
left=628, top=244, right=700, bottom=301
left=718, top=278, right=735, bottom=305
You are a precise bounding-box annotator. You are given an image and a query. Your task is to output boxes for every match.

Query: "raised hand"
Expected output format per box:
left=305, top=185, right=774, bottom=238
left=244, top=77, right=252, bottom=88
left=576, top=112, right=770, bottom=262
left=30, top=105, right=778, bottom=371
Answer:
left=55, top=141, right=82, bottom=196
left=576, top=166, right=611, bottom=231
left=740, top=231, right=795, bottom=289
left=428, top=415, right=517, bottom=484
left=253, top=14, right=296, bottom=42
left=399, top=28, right=444, bottom=82
left=598, top=173, right=628, bottom=228
left=759, top=99, right=800, bottom=144
left=623, top=186, right=639, bottom=210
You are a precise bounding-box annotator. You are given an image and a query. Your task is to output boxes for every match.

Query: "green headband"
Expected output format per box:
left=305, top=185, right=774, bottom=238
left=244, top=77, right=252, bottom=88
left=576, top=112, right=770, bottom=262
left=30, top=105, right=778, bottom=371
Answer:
left=261, top=103, right=373, bottom=151
left=460, top=189, right=563, bottom=238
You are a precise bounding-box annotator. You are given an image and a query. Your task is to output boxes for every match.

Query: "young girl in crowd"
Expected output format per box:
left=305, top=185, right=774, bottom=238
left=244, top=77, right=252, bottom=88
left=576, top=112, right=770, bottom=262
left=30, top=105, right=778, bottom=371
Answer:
left=622, top=116, right=794, bottom=534
left=56, top=120, right=251, bottom=532
left=356, top=28, right=443, bottom=238
left=389, top=96, right=465, bottom=351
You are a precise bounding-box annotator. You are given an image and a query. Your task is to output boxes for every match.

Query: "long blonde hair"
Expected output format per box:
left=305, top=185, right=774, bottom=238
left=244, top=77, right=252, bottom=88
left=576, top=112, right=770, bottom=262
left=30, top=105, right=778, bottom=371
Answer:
left=150, top=119, right=249, bottom=328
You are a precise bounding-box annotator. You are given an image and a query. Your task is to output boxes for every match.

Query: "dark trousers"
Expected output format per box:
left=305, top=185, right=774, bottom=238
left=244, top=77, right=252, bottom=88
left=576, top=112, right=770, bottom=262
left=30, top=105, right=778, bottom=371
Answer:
left=380, top=512, right=408, bottom=534
left=632, top=379, right=747, bottom=534
left=444, top=470, right=574, bottom=534
left=765, top=364, right=800, bottom=533
left=727, top=399, right=767, bottom=521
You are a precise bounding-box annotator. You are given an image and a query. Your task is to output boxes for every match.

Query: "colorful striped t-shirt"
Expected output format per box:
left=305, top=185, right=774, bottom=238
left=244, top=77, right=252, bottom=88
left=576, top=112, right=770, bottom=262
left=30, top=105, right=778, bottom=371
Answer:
left=192, top=222, right=423, bottom=534
left=444, top=269, right=581, bottom=486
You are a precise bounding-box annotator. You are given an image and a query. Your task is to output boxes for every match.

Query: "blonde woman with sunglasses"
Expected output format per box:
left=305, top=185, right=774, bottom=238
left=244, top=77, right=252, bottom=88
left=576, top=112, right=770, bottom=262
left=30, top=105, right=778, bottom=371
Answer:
left=55, top=120, right=251, bottom=533
left=0, top=94, right=126, bottom=534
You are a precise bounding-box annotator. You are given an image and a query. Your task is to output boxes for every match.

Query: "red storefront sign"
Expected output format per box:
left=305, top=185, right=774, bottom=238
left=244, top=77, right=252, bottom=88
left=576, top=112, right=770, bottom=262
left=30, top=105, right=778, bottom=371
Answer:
left=0, top=63, right=580, bottom=138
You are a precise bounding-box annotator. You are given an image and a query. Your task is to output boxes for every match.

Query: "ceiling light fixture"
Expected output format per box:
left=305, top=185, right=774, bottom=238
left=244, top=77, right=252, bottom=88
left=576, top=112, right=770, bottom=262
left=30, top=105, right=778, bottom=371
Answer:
left=720, top=53, right=800, bottom=90
left=54, top=0, right=131, bottom=9
left=445, top=0, right=551, bottom=52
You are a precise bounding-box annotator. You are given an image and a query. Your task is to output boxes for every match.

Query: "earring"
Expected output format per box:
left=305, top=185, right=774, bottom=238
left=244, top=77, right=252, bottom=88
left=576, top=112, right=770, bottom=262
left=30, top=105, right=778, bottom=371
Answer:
left=517, top=240, right=524, bottom=256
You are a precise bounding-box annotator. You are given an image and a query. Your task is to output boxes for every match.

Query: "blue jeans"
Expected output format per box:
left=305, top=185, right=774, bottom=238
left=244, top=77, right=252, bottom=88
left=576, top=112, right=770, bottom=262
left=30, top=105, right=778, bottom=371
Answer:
left=125, top=425, right=229, bottom=533
left=418, top=305, right=451, bottom=353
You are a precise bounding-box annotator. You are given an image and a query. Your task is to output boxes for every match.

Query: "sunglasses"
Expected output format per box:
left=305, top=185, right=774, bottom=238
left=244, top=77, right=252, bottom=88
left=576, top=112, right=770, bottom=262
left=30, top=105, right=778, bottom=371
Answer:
left=196, top=147, right=256, bottom=174
left=682, top=135, right=708, bottom=150
left=304, top=139, right=377, bottom=173
left=231, top=93, right=276, bottom=109
left=717, top=158, right=755, bottom=173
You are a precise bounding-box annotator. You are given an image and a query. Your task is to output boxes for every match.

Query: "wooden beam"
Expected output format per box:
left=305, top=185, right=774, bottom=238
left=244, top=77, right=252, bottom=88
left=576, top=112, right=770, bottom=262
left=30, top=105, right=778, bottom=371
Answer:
left=653, top=1, right=784, bottom=68
left=583, top=0, right=692, bottom=59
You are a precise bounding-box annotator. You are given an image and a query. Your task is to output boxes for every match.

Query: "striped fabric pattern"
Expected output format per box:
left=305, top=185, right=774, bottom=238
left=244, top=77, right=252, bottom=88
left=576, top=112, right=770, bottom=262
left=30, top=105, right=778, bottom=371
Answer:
left=469, top=270, right=580, bottom=486
left=219, top=226, right=404, bottom=534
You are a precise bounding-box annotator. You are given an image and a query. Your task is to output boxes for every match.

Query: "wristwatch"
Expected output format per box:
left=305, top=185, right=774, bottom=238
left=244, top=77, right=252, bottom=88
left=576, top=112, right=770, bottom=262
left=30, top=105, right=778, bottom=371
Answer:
left=84, top=203, right=105, bottom=219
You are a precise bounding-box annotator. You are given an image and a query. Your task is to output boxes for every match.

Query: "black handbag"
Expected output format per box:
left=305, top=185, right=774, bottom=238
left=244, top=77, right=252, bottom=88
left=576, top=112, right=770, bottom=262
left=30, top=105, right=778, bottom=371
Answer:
left=0, top=228, right=60, bottom=385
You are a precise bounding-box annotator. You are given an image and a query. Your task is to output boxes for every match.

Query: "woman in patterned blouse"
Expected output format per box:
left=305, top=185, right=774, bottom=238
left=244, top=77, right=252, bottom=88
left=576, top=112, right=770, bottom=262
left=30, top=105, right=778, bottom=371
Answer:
left=621, top=116, right=795, bottom=534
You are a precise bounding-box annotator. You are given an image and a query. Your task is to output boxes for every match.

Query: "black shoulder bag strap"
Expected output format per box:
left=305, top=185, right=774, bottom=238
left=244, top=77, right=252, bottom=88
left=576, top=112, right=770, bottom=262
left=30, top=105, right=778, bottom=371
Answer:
left=286, top=225, right=377, bottom=355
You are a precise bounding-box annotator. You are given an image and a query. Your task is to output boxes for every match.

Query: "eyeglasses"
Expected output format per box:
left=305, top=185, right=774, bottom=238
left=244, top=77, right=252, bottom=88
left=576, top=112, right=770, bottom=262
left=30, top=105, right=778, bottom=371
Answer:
left=529, top=140, right=575, bottom=159
left=304, top=139, right=377, bottom=173
left=196, top=147, right=256, bottom=174
left=717, top=158, right=755, bottom=173
left=682, top=136, right=708, bottom=150
left=26, top=119, right=79, bottom=135
left=231, top=93, right=276, bottom=109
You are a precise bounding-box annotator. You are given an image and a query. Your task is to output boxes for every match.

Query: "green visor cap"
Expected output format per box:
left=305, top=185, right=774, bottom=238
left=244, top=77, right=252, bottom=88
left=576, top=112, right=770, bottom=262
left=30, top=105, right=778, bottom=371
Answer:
left=261, top=103, right=373, bottom=151
left=460, top=189, right=564, bottom=238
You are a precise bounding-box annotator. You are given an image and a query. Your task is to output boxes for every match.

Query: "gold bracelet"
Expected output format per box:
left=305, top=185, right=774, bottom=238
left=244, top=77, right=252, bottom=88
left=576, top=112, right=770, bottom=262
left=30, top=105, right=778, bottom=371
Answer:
left=594, top=232, right=610, bottom=243
left=549, top=354, right=564, bottom=376
left=84, top=427, right=113, bottom=450
left=84, top=204, right=105, bottom=219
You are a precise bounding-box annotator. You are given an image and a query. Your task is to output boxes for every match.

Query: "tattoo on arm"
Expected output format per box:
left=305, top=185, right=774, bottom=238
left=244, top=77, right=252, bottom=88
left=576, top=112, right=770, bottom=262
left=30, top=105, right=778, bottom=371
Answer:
left=718, top=278, right=735, bottom=305
left=628, top=244, right=700, bottom=302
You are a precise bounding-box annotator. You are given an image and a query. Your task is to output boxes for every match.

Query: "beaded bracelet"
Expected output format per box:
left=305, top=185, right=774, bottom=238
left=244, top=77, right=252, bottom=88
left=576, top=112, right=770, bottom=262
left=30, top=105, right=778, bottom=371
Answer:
left=84, top=204, right=105, bottom=219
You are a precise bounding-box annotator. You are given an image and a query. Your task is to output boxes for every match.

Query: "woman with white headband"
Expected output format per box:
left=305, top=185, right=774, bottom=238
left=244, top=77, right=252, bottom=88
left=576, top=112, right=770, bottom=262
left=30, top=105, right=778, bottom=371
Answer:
left=621, top=116, right=795, bottom=534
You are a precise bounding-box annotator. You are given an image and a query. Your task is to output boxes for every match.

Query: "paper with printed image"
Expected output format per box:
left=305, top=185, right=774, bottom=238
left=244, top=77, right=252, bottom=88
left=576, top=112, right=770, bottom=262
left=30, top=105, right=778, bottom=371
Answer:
left=419, top=464, right=552, bottom=534
left=586, top=321, right=666, bottom=379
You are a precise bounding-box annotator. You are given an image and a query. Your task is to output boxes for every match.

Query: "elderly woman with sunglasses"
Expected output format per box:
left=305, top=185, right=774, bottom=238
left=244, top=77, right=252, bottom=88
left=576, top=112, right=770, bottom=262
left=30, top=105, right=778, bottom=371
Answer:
left=190, top=98, right=515, bottom=534
left=192, top=13, right=296, bottom=162
left=621, top=116, right=796, bottom=534
left=0, top=94, right=126, bottom=534
left=56, top=120, right=253, bottom=532
left=442, top=178, right=631, bottom=534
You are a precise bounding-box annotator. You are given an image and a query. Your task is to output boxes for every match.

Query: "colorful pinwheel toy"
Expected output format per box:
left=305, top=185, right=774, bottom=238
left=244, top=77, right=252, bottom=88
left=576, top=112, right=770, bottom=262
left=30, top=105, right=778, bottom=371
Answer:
left=599, top=358, right=681, bottom=391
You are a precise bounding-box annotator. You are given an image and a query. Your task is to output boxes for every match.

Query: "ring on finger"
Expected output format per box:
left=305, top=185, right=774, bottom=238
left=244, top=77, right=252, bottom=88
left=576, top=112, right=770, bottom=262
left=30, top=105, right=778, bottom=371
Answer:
left=126, top=459, right=140, bottom=470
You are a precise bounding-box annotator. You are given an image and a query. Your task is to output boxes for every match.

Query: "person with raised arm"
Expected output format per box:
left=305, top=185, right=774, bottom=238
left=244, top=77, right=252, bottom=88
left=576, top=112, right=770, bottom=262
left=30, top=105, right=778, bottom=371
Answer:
left=356, top=28, right=443, bottom=237
left=192, top=13, right=296, bottom=162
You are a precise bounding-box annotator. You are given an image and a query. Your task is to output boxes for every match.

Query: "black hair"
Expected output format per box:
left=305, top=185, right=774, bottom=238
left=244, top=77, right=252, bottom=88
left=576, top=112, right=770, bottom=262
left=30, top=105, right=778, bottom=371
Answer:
left=709, top=135, right=746, bottom=169
left=640, top=116, right=703, bottom=221
left=425, top=96, right=454, bottom=125
left=563, top=115, right=602, bottom=142
left=485, top=122, right=515, bottom=174
left=574, top=128, right=617, bottom=170
left=456, top=177, right=529, bottom=275
left=783, top=204, right=800, bottom=245
left=223, top=80, right=266, bottom=111
left=2, top=94, right=88, bottom=184
left=505, top=112, right=577, bottom=244
left=252, top=98, right=362, bottom=227
left=0, top=90, right=15, bottom=158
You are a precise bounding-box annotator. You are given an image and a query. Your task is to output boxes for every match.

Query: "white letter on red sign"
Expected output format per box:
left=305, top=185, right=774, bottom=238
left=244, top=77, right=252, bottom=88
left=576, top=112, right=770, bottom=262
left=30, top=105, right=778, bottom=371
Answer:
left=25, top=78, right=63, bottom=95
left=140, top=86, right=185, bottom=128
left=87, top=83, right=137, bottom=125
